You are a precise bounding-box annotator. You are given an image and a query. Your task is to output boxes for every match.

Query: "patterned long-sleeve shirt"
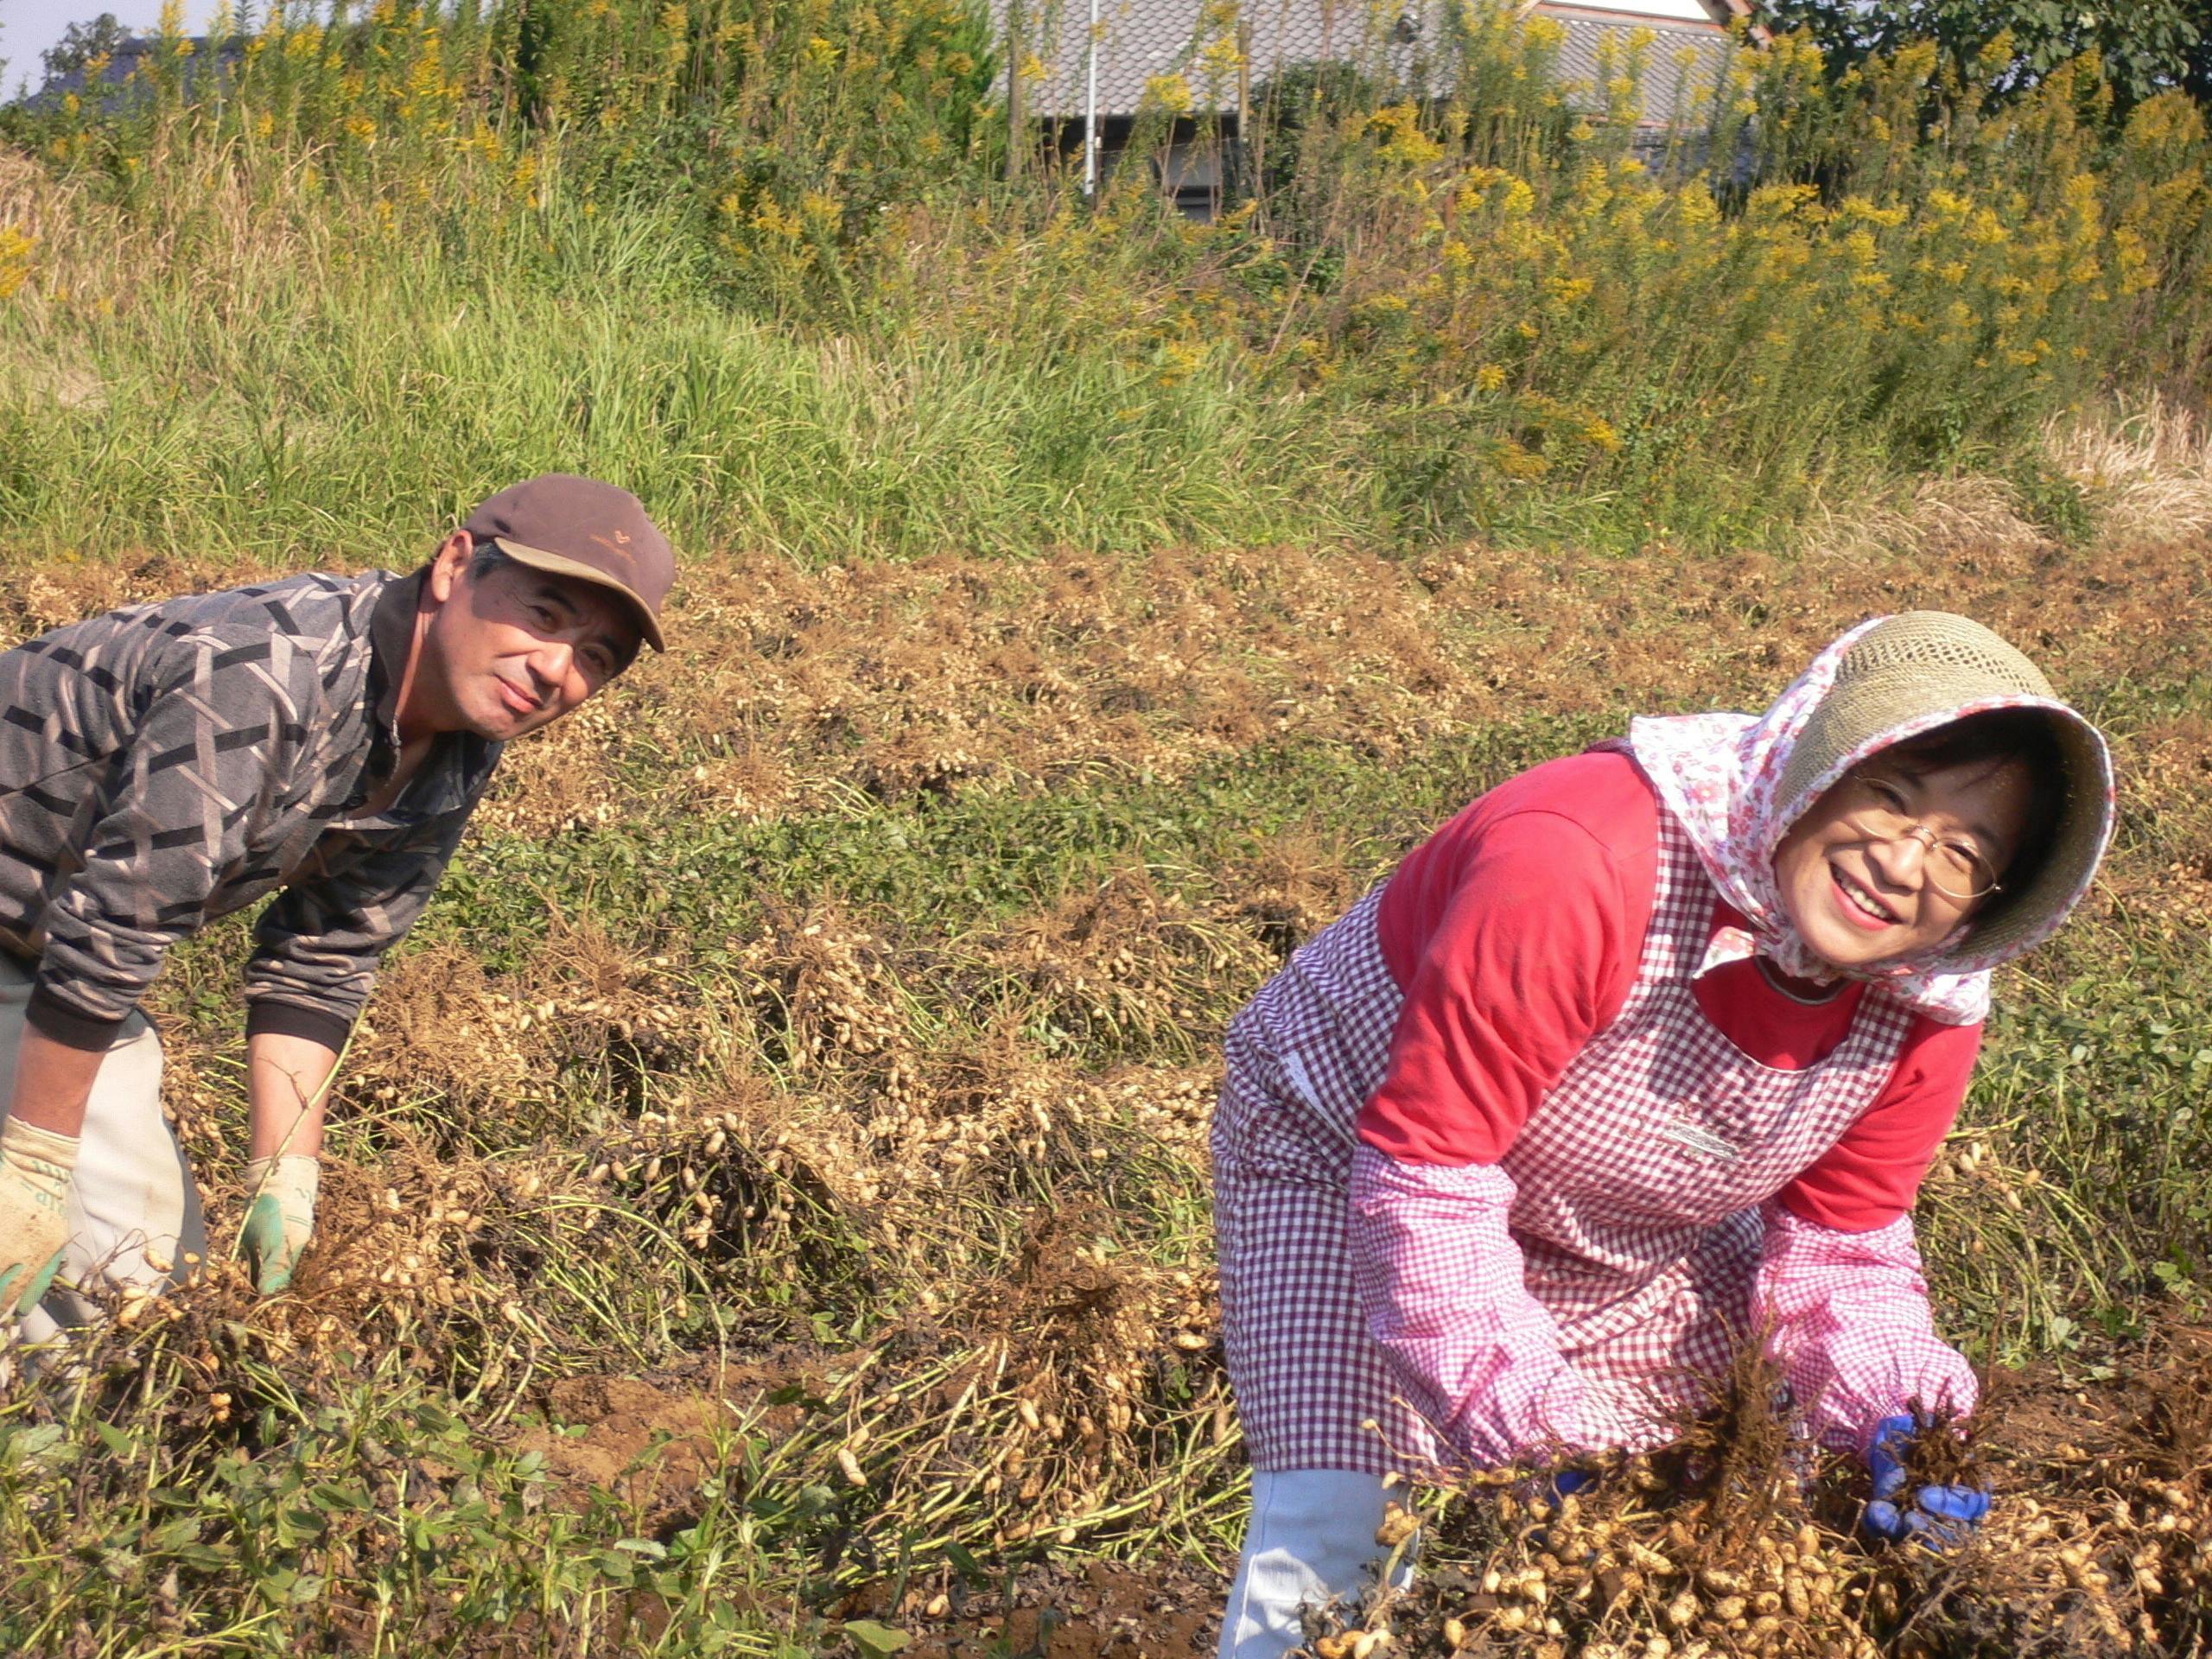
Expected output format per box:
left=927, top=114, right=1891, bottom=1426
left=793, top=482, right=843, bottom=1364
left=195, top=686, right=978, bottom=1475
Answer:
left=0, top=569, right=501, bottom=1052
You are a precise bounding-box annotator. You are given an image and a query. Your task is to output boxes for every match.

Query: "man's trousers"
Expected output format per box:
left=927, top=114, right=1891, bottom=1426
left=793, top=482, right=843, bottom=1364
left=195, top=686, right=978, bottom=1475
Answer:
left=2, top=956, right=204, bottom=1345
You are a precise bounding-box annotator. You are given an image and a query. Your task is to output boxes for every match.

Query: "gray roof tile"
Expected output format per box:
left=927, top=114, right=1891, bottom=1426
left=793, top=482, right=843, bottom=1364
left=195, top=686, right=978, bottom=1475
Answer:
left=1001, top=0, right=1738, bottom=124
left=1541, top=10, right=1737, bottom=125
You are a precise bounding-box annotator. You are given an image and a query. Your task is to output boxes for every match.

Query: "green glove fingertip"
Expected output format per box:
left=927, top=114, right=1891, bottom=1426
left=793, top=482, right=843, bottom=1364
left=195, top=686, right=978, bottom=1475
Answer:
left=245, top=1194, right=296, bottom=1296
left=2, top=1249, right=65, bottom=1318
left=25, top=1249, right=64, bottom=1313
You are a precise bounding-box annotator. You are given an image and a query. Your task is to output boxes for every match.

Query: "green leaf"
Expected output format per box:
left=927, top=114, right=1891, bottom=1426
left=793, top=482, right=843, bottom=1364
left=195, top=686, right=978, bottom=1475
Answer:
left=3, top=1423, right=73, bottom=1473
left=762, top=1383, right=831, bottom=1412
left=150, top=1516, right=204, bottom=1550
left=842, top=1620, right=912, bottom=1656
left=93, top=1421, right=137, bottom=1458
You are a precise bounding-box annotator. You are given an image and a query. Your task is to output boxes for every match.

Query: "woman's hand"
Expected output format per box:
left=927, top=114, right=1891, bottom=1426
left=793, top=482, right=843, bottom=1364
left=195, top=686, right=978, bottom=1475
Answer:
left=1861, top=1413, right=1989, bottom=1548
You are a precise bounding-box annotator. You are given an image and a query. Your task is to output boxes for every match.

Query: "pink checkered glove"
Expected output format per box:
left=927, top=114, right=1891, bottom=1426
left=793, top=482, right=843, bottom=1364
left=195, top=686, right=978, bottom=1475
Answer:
left=1348, top=1145, right=1660, bottom=1467
left=1753, top=1201, right=1978, bottom=1455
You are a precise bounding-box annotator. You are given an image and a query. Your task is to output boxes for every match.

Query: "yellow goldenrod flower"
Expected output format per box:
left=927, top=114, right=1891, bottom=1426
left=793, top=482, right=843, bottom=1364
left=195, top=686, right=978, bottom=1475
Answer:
left=1140, top=74, right=1193, bottom=117
left=0, top=226, right=34, bottom=302
left=1365, top=103, right=1444, bottom=166
left=2112, top=227, right=2156, bottom=296
left=1496, top=440, right=1550, bottom=480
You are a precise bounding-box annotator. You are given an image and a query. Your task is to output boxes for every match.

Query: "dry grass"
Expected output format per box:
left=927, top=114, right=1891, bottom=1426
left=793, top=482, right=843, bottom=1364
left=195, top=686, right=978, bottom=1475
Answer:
left=465, top=523, right=2212, bottom=892
left=2050, top=395, right=2212, bottom=548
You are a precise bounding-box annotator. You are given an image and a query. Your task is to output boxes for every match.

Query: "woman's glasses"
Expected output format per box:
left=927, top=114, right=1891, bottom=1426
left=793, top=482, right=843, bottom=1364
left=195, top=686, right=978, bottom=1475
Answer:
left=1837, top=772, right=2005, bottom=902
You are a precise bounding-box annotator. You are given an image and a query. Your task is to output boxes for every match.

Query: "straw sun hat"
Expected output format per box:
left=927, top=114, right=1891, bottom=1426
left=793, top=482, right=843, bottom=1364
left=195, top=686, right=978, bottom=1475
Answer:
left=1775, top=612, right=2113, bottom=963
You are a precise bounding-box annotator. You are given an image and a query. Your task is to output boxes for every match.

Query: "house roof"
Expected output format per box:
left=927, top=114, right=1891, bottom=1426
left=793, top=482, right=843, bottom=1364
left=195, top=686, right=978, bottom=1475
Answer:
left=1536, top=6, right=1738, bottom=124
left=1004, top=0, right=1743, bottom=124
left=27, top=37, right=247, bottom=106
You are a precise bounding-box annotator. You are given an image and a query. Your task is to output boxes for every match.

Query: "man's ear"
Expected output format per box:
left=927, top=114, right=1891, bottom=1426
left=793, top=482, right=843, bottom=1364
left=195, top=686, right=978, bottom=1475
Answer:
left=425, top=531, right=474, bottom=604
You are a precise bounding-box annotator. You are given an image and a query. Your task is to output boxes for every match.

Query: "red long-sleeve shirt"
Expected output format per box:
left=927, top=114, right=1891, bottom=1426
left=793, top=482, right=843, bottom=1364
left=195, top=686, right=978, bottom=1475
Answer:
left=1359, top=750, right=1979, bottom=1232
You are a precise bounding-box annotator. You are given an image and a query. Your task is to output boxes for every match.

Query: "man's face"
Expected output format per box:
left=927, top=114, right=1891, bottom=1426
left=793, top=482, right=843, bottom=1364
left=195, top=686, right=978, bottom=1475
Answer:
left=416, top=537, right=642, bottom=741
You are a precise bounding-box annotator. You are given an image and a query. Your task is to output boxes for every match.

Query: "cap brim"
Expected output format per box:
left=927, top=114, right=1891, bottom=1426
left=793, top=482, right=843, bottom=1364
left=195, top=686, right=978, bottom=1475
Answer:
left=492, top=538, right=665, bottom=652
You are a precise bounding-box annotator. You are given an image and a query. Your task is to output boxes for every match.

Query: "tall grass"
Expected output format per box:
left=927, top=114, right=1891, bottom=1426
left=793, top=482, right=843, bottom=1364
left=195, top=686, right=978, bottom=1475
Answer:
left=1, top=0, right=2208, bottom=558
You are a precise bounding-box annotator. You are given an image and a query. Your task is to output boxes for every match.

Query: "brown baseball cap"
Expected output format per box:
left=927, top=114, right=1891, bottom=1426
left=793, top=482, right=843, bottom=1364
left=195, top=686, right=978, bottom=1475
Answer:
left=462, top=474, right=675, bottom=652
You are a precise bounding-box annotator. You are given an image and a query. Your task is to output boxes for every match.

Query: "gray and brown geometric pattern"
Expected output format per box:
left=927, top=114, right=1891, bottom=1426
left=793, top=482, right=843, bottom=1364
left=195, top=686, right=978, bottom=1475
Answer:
left=0, top=569, right=500, bottom=1051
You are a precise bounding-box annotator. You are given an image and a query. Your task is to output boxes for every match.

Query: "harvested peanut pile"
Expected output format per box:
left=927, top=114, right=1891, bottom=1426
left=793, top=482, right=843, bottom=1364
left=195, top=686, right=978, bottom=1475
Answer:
left=1294, top=1331, right=2212, bottom=1658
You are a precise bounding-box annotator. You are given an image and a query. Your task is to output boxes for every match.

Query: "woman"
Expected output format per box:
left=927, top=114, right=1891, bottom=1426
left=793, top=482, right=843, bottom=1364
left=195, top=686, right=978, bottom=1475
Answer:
left=1211, top=613, right=2114, bottom=1657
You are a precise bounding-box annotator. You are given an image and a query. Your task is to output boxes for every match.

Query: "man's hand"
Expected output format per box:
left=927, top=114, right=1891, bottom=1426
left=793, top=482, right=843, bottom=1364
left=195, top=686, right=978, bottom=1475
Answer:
left=1862, top=1412, right=1990, bottom=1549
left=0, top=1116, right=78, bottom=1316
left=242, top=1154, right=319, bottom=1295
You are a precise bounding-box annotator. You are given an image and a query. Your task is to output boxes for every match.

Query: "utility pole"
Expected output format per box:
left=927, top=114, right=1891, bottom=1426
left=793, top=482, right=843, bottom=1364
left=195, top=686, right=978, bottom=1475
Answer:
left=1082, top=0, right=1101, bottom=196
left=1006, top=0, right=1027, bottom=180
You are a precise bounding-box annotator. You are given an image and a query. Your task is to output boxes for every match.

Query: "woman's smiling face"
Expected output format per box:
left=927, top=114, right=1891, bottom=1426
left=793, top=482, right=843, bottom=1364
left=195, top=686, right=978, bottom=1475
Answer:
left=1772, top=749, right=2035, bottom=970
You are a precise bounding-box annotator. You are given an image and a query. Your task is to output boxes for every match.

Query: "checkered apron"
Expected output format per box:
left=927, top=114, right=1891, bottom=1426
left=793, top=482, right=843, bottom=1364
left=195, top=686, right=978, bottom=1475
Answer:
left=1211, top=810, right=1917, bottom=1473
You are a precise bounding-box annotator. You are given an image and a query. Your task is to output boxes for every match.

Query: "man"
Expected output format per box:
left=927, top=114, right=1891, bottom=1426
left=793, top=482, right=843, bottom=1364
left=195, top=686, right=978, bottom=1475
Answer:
left=0, top=474, right=673, bottom=1337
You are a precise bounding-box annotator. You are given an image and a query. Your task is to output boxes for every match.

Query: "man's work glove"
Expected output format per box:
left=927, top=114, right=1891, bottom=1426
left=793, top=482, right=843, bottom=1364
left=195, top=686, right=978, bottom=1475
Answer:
left=0, top=1116, right=77, bottom=1317
left=242, top=1155, right=319, bottom=1296
left=1862, top=1412, right=1989, bottom=1549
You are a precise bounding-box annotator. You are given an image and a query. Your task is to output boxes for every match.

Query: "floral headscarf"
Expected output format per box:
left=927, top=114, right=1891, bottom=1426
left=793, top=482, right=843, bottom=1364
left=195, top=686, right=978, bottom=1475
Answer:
left=1625, top=619, right=2112, bottom=1027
